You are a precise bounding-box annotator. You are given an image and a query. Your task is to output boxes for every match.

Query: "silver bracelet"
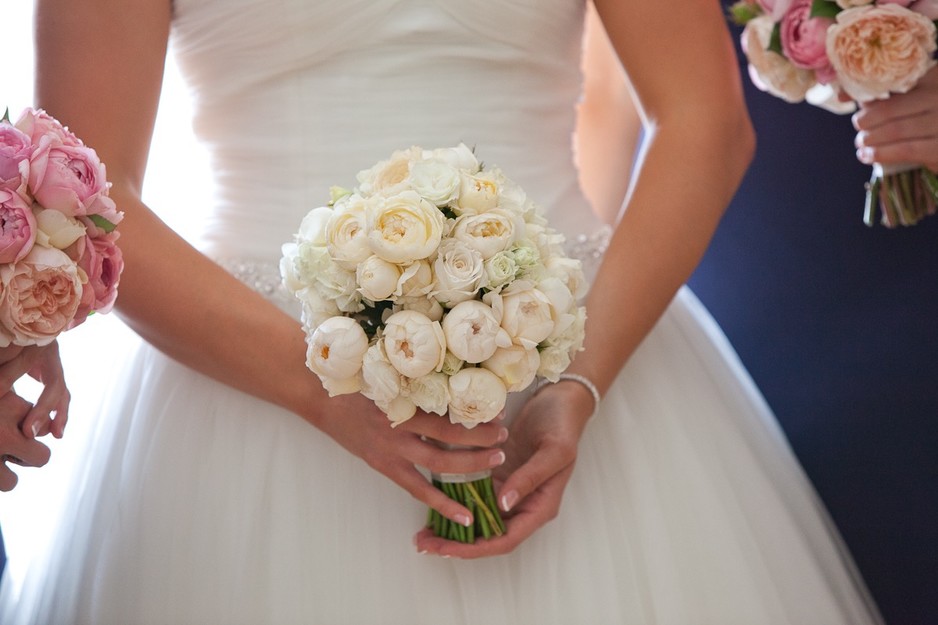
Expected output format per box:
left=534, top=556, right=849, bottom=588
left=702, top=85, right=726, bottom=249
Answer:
left=536, top=373, right=601, bottom=416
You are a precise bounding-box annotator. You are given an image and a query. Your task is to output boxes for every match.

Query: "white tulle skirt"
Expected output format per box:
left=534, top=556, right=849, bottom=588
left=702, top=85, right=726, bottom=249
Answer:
left=0, top=287, right=882, bottom=625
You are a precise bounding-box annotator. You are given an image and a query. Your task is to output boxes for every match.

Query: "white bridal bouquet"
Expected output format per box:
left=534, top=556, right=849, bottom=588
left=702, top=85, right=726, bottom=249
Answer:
left=281, top=144, right=587, bottom=542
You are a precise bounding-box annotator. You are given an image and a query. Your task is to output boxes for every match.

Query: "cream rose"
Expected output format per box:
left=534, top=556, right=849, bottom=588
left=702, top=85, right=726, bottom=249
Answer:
left=826, top=5, right=937, bottom=101
left=366, top=191, right=445, bottom=264
left=305, top=316, right=369, bottom=385
left=408, top=371, right=450, bottom=416
left=450, top=209, right=520, bottom=259
left=357, top=255, right=403, bottom=302
left=742, top=15, right=816, bottom=103
left=441, top=300, right=512, bottom=364
left=431, top=238, right=484, bottom=306
left=410, top=159, right=460, bottom=206
left=480, top=345, right=540, bottom=392
left=382, top=310, right=447, bottom=378
left=34, top=207, right=87, bottom=250
left=447, top=367, right=507, bottom=428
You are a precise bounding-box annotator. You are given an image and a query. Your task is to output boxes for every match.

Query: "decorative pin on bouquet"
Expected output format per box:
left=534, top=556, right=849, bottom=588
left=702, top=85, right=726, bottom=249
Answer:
left=729, top=0, right=938, bottom=227
left=1, top=108, right=123, bottom=347
left=281, top=144, right=587, bottom=543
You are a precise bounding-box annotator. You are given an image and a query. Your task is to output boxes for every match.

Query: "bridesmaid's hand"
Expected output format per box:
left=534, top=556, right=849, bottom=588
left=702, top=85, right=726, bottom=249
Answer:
left=413, top=379, right=594, bottom=558
left=853, top=65, right=938, bottom=173
left=312, top=392, right=509, bottom=530
left=0, top=342, right=71, bottom=440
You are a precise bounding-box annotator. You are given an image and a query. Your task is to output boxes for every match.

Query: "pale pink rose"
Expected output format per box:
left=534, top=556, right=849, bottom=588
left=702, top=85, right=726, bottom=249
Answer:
left=14, top=108, right=82, bottom=148
left=28, top=139, right=112, bottom=217
left=0, top=245, right=83, bottom=346
left=0, top=122, right=32, bottom=189
left=909, top=0, right=938, bottom=19
left=70, top=231, right=123, bottom=327
left=0, top=188, right=37, bottom=264
left=742, top=16, right=817, bottom=103
left=877, top=0, right=914, bottom=6
left=827, top=5, right=938, bottom=101
left=781, top=0, right=836, bottom=76
left=758, top=0, right=794, bottom=19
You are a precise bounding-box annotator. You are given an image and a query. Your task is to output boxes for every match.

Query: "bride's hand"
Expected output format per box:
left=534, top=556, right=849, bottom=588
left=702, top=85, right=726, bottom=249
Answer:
left=0, top=342, right=71, bottom=440
left=413, top=379, right=594, bottom=558
left=312, top=392, right=509, bottom=529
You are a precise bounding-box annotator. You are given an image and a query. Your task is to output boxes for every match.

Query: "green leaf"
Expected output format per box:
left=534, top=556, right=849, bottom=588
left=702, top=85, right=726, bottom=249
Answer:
left=768, top=23, right=783, bottom=56
left=727, top=1, right=761, bottom=26
left=809, top=0, right=841, bottom=20
left=88, top=214, right=118, bottom=233
left=1, top=108, right=10, bottom=123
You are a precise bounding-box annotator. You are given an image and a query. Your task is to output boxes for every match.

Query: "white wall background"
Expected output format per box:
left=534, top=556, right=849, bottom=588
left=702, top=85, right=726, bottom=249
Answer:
left=1, top=0, right=210, bottom=589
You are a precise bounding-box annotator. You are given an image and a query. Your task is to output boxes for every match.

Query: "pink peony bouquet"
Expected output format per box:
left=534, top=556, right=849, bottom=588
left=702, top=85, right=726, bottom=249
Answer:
left=730, top=0, right=938, bottom=227
left=281, top=144, right=587, bottom=543
left=0, top=108, right=123, bottom=346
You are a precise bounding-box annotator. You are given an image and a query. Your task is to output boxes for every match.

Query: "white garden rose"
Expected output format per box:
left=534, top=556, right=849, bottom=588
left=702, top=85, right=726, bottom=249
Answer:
left=394, top=295, right=445, bottom=321
left=357, top=255, right=403, bottom=301
left=742, top=15, right=815, bottom=103
left=382, top=310, right=447, bottom=378
left=450, top=209, right=520, bottom=259
left=427, top=143, right=479, bottom=172
left=536, top=344, right=572, bottom=383
left=480, top=345, right=540, bottom=392
left=33, top=207, right=86, bottom=249
left=366, top=191, right=445, bottom=264
left=356, top=146, right=421, bottom=196
left=326, top=195, right=371, bottom=268
left=408, top=371, right=450, bottom=416
left=544, top=255, right=587, bottom=299
left=296, top=287, right=342, bottom=329
left=454, top=172, right=499, bottom=215
left=441, top=300, right=512, bottom=364
left=410, top=159, right=460, bottom=206
left=287, top=241, right=362, bottom=313
left=482, top=251, right=518, bottom=292
left=306, top=316, right=369, bottom=383
left=447, top=367, right=507, bottom=428
left=360, top=342, right=402, bottom=404
left=826, top=5, right=937, bottom=102
left=296, top=206, right=334, bottom=247
left=431, top=238, right=484, bottom=306
left=486, top=284, right=554, bottom=349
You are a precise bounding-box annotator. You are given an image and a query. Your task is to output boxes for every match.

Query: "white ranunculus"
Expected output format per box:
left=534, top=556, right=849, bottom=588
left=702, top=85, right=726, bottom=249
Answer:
left=33, top=207, right=86, bottom=249
left=482, top=251, right=518, bottom=292
left=394, top=260, right=434, bottom=299
left=306, top=316, right=369, bottom=382
left=441, top=300, right=512, bottom=364
left=427, top=143, right=479, bottom=172
left=366, top=191, right=445, bottom=264
left=447, top=368, right=507, bottom=428
left=410, top=159, right=461, bottom=206
left=486, top=284, right=554, bottom=349
left=450, top=209, right=520, bottom=260
left=382, top=310, right=447, bottom=378
left=431, top=238, right=484, bottom=307
left=536, top=344, right=572, bottom=383
left=408, top=371, right=450, bottom=416
left=377, top=395, right=418, bottom=427
left=357, top=255, right=403, bottom=302
left=480, top=345, right=540, bottom=392
left=394, top=295, right=445, bottom=322
left=296, top=206, right=334, bottom=247
left=360, top=342, right=402, bottom=404
left=454, top=172, right=499, bottom=215
left=326, top=195, right=372, bottom=268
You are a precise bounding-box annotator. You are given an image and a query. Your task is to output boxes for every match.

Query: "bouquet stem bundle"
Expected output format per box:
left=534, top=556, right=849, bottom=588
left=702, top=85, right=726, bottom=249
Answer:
left=865, top=166, right=938, bottom=228
left=427, top=475, right=505, bottom=543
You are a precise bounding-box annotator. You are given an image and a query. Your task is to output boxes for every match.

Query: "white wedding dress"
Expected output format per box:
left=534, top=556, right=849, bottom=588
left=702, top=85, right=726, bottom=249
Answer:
left=0, top=0, right=884, bottom=623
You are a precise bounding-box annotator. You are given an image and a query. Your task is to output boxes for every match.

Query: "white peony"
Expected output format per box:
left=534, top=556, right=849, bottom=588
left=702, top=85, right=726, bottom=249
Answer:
left=480, top=345, right=540, bottom=393
left=394, top=260, right=434, bottom=299
left=326, top=195, right=372, bottom=269
left=394, top=295, right=445, bottom=322
left=376, top=395, right=418, bottom=427
left=486, top=283, right=554, bottom=349
left=382, top=310, right=447, bottom=378
left=357, top=255, right=403, bottom=302
left=441, top=300, right=512, bottom=364
left=450, top=209, right=520, bottom=259
left=366, top=191, right=445, bottom=264
left=306, top=316, right=369, bottom=385
left=426, top=143, right=479, bottom=172
left=360, top=342, right=403, bottom=404
left=454, top=172, right=499, bottom=215
left=447, top=367, right=507, bottom=428
left=536, top=344, right=572, bottom=383
left=296, top=206, right=334, bottom=247
left=408, top=371, right=450, bottom=416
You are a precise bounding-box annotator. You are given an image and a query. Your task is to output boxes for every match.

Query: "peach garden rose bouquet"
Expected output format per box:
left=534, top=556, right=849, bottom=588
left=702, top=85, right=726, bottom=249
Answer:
left=0, top=108, right=123, bottom=346
left=730, top=0, right=938, bottom=227
left=281, top=144, right=587, bottom=543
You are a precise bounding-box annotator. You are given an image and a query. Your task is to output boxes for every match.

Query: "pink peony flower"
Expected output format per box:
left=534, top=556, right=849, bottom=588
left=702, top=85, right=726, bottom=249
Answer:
left=758, top=0, right=795, bottom=19
left=27, top=138, right=112, bottom=217
left=742, top=15, right=817, bottom=102
left=827, top=4, right=938, bottom=101
left=14, top=108, right=82, bottom=148
left=0, top=122, right=32, bottom=190
left=70, top=231, right=123, bottom=327
left=0, top=245, right=83, bottom=346
left=781, top=0, right=836, bottom=77
left=0, top=188, right=37, bottom=264
left=877, top=0, right=914, bottom=6
left=909, top=0, right=938, bottom=19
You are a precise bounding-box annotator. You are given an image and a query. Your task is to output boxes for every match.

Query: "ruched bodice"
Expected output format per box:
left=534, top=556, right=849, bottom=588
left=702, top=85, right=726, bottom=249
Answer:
left=170, top=0, right=605, bottom=261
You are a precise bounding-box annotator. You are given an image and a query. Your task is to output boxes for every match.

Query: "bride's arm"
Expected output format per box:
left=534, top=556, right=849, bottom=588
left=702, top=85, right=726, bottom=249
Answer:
left=34, top=0, right=507, bottom=528
left=416, top=0, right=755, bottom=557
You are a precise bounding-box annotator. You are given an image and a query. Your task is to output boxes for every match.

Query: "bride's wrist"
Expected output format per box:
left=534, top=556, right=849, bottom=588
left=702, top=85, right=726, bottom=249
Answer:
left=535, top=373, right=601, bottom=418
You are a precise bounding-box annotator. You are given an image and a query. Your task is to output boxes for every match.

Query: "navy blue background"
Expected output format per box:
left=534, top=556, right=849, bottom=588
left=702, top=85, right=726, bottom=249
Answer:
left=688, top=21, right=938, bottom=625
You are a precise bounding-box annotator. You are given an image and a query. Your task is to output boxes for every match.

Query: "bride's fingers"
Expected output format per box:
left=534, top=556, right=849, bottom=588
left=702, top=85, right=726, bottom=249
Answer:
left=399, top=412, right=507, bottom=449
left=383, top=460, right=476, bottom=528
left=496, top=437, right=576, bottom=513
left=390, top=432, right=506, bottom=478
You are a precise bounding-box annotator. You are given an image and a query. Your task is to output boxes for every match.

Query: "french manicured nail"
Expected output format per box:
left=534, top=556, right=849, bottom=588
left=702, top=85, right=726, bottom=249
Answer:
left=489, top=450, right=505, bottom=467
left=455, top=513, right=472, bottom=527
left=857, top=147, right=873, bottom=163
left=496, top=427, right=509, bottom=443
left=30, top=421, right=40, bottom=437
left=501, top=490, right=518, bottom=512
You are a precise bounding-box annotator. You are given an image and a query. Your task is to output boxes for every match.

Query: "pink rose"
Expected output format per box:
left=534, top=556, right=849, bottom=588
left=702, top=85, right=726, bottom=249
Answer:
left=27, top=139, right=112, bottom=217
left=0, top=189, right=37, bottom=264
left=909, top=0, right=938, bottom=19
left=0, top=245, right=82, bottom=346
left=827, top=5, right=938, bottom=101
left=781, top=0, right=836, bottom=77
left=14, top=108, right=82, bottom=148
left=71, top=231, right=123, bottom=327
left=0, top=122, right=32, bottom=190
left=758, top=0, right=795, bottom=19
left=742, top=15, right=817, bottom=102
left=877, top=0, right=914, bottom=6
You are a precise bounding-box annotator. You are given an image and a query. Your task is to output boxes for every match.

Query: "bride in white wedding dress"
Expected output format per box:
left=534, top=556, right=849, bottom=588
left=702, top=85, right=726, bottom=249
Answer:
left=0, top=0, right=884, bottom=623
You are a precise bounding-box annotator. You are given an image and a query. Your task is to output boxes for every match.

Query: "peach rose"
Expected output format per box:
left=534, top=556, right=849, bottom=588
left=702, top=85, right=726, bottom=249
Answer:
left=826, top=4, right=937, bottom=101
left=742, top=16, right=817, bottom=103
